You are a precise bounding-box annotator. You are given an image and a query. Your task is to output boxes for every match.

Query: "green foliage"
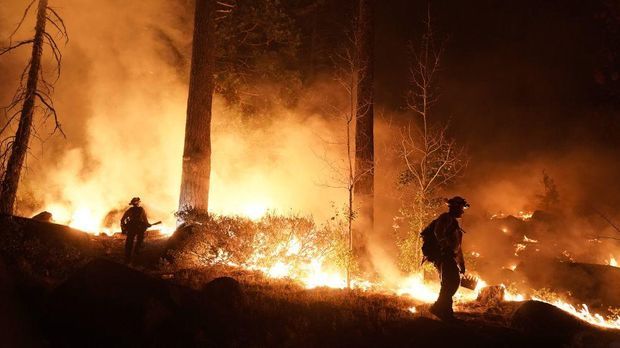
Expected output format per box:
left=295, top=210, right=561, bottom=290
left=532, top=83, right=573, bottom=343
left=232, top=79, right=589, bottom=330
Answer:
left=326, top=202, right=358, bottom=276
left=394, top=192, right=443, bottom=273
left=215, top=0, right=302, bottom=110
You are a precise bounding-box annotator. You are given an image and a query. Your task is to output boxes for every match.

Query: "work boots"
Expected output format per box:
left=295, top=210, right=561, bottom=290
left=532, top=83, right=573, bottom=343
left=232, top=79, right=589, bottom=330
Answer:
left=429, top=302, right=456, bottom=321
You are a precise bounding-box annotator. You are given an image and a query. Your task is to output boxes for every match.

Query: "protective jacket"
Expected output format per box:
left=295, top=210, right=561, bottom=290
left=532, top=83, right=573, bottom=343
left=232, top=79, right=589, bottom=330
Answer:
left=121, top=206, right=150, bottom=233
left=433, top=212, right=465, bottom=271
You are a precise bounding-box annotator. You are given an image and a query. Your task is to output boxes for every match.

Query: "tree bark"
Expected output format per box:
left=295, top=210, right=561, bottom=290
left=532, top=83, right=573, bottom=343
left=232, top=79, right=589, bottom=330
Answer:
left=178, top=0, right=216, bottom=213
left=353, top=0, right=375, bottom=254
left=0, top=0, right=48, bottom=214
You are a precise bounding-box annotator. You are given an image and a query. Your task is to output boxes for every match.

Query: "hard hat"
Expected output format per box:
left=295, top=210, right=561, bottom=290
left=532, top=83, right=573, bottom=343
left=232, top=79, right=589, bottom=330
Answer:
left=447, top=196, right=470, bottom=208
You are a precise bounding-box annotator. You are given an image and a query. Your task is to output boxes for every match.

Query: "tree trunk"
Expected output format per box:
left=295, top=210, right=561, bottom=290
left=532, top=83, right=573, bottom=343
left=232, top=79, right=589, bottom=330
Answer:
left=178, top=0, right=216, bottom=213
left=353, top=0, right=374, bottom=255
left=0, top=0, right=48, bottom=215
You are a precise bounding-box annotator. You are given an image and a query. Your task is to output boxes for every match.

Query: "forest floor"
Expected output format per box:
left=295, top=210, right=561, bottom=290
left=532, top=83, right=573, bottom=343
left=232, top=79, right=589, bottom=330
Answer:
left=1, top=214, right=619, bottom=347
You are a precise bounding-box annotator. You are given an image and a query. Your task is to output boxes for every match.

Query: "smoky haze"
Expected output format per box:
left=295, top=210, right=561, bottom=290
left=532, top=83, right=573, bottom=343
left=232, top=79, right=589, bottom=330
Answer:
left=1, top=0, right=620, bottom=278
left=0, top=0, right=355, bottom=231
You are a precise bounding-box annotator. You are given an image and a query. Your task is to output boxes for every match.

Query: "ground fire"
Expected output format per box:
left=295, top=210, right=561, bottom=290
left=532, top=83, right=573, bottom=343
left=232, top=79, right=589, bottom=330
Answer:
left=2, top=0, right=620, bottom=346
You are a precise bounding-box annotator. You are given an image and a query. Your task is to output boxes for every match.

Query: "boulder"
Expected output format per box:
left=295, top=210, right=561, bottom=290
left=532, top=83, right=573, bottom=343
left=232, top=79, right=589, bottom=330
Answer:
left=511, top=300, right=591, bottom=342
left=0, top=214, right=93, bottom=253
left=198, top=277, right=247, bottom=346
left=202, top=276, right=246, bottom=313
left=46, top=258, right=179, bottom=346
left=0, top=257, right=44, bottom=347
left=31, top=211, right=53, bottom=222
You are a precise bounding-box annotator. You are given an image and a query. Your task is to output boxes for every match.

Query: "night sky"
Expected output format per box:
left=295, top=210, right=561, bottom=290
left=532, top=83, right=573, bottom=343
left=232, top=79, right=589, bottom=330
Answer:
left=373, top=0, right=620, bottom=162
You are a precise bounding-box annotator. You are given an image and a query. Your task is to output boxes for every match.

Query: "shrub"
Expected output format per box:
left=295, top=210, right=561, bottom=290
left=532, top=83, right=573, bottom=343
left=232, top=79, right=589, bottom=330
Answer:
left=167, top=209, right=352, bottom=283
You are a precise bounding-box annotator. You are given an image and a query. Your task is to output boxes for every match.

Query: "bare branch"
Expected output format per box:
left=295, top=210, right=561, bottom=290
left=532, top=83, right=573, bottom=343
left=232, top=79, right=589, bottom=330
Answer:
left=0, top=109, right=22, bottom=136
left=216, top=1, right=236, bottom=8
left=46, top=7, right=69, bottom=43
left=589, top=235, right=620, bottom=242
left=42, top=31, right=62, bottom=79
left=593, top=208, right=620, bottom=234
left=0, top=39, right=34, bottom=55
left=7, top=0, right=37, bottom=43
left=34, top=92, right=65, bottom=137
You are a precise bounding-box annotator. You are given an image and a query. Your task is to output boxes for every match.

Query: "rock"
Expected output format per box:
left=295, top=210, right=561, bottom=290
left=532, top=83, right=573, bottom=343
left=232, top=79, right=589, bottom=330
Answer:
left=46, top=258, right=179, bottom=346
left=511, top=300, right=591, bottom=341
left=198, top=277, right=247, bottom=345
left=0, top=258, right=44, bottom=347
left=202, top=276, right=246, bottom=313
left=0, top=214, right=93, bottom=253
left=31, top=211, right=53, bottom=222
left=476, top=285, right=505, bottom=306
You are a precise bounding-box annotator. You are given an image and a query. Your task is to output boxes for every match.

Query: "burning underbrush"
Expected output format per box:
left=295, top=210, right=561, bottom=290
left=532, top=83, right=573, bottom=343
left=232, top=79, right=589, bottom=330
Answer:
left=163, top=210, right=357, bottom=289
left=3, top=206, right=620, bottom=335
left=151, top=209, right=620, bottom=331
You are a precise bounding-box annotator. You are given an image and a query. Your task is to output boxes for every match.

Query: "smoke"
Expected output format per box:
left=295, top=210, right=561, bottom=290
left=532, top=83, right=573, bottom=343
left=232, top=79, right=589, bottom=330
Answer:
left=1, top=0, right=348, bottom=231
left=1, top=0, right=619, bottom=283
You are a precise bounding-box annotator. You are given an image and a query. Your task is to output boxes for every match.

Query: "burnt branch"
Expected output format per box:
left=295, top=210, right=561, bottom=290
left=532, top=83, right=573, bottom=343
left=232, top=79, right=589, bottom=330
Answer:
left=0, top=109, right=23, bottom=136
left=42, top=31, right=62, bottom=79
left=590, top=235, right=620, bottom=242
left=34, top=92, right=64, bottom=137
left=7, top=0, right=37, bottom=43
left=0, top=39, right=34, bottom=55
left=46, top=7, right=69, bottom=44
left=593, top=208, right=620, bottom=234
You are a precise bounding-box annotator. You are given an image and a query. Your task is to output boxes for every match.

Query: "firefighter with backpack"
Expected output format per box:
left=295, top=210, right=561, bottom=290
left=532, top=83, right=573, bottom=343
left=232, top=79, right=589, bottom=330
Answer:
left=422, top=196, right=469, bottom=321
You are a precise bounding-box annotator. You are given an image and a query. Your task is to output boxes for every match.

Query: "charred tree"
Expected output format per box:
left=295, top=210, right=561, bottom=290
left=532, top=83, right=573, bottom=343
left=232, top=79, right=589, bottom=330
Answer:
left=178, top=0, right=217, bottom=213
left=0, top=0, right=66, bottom=214
left=353, top=0, right=375, bottom=258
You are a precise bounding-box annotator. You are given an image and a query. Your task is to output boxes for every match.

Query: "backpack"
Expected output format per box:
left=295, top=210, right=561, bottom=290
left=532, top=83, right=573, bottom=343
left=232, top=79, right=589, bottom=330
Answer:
left=420, top=219, right=440, bottom=264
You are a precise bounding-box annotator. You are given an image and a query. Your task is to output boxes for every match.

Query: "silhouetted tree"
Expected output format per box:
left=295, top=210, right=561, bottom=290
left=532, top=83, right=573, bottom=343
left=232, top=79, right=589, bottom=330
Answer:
left=352, top=0, right=375, bottom=262
left=0, top=0, right=67, bottom=214
left=396, top=9, right=466, bottom=272
left=537, top=170, right=560, bottom=211
left=178, top=0, right=217, bottom=213
left=214, top=0, right=301, bottom=111
left=178, top=0, right=301, bottom=214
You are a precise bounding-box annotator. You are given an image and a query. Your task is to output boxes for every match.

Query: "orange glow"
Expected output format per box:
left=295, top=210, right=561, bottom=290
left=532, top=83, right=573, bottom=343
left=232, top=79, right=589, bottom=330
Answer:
left=517, top=211, right=533, bottom=220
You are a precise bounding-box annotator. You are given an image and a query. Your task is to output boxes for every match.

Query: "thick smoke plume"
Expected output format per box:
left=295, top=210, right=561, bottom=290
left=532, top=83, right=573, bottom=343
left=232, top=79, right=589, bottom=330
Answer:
left=2, top=0, right=619, bottom=280
left=0, top=0, right=347, bottom=231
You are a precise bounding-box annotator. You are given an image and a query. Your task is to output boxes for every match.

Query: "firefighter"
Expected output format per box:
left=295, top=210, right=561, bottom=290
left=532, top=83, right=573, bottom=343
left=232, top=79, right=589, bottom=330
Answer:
left=429, top=196, right=469, bottom=321
left=121, top=197, right=152, bottom=263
